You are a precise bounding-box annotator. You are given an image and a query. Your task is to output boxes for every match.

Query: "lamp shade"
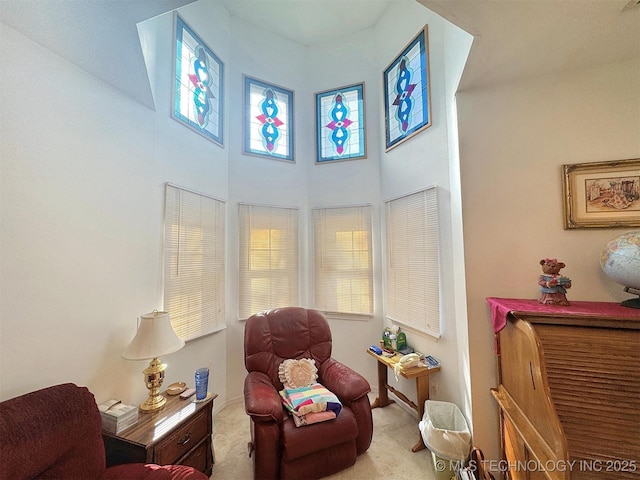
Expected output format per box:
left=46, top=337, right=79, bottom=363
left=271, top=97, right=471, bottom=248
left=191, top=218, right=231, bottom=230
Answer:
left=122, top=311, right=185, bottom=360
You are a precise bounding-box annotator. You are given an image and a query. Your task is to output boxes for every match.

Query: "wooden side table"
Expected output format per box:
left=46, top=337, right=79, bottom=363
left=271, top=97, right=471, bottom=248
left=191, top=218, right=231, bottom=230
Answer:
left=367, top=349, right=440, bottom=452
left=103, top=390, right=217, bottom=476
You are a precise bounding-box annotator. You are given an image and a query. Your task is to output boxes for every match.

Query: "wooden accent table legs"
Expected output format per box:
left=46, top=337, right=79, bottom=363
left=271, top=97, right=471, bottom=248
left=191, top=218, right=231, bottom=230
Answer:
left=371, top=356, right=394, bottom=409
left=367, top=349, right=440, bottom=453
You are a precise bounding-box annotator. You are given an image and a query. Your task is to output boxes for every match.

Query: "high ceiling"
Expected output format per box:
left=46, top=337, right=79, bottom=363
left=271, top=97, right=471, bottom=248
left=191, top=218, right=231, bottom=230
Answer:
left=1, top=0, right=638, bottom=106
left=218, top=0, right=393, bottom=46
left=422, top=0, right=640, bottom=90
left=218, top=0, right=640, bottom=91
left=0, top=0, right=194, bottom=109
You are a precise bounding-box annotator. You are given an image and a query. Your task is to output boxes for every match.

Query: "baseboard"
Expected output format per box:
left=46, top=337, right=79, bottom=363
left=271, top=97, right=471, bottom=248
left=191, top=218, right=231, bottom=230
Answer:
left=213, top=394, right=244, bottom=415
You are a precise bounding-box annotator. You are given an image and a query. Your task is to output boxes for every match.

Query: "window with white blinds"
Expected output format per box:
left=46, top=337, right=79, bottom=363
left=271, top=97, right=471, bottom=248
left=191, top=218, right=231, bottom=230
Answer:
left=163, top=184, right=225, bottom=341
left=238, top=203, right=299, bottom=319
left=313, top=205, right=373, bottom=316
left=385, top=187, right=440, bottom=338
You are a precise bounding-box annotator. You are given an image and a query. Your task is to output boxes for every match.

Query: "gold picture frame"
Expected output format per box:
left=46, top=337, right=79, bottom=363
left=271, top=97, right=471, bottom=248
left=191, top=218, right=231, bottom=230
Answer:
left=562, top=158, right=640, bottom=229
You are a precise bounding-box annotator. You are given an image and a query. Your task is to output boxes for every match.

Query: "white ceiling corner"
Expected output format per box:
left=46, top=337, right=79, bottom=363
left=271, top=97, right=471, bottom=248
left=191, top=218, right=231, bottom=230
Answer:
left=219, top=0, right=640, bottom=90
left=419, top=0, right=640, bottom=91
left=219, top=0, right=394, bottom=46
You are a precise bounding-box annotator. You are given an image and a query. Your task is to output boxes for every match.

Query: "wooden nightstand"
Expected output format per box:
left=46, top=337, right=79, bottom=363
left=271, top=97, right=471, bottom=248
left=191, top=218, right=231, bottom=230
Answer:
left=103, top=390, right=217, bottom=476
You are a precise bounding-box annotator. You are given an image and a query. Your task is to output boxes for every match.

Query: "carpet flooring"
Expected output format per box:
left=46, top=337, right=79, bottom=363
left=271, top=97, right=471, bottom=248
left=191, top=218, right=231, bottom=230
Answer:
left=210, top=393, right=438, bottom=480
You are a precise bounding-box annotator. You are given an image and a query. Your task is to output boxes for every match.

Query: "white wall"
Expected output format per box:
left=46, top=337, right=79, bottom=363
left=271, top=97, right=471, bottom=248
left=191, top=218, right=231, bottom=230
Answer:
left=223, top=12, right=314, bottom=402
left=375, top=1, right=473, bottom=417
left=442, top=16, right=474, bottom=428
left=0, top=7, right=229, bottom=407
left=0, top=0, right=476, bottom=436
left=457, top=57, right=640, bottom=464
left=218, top=0, right=475, bottom=410
left=304, top=28, right=385, bottom=396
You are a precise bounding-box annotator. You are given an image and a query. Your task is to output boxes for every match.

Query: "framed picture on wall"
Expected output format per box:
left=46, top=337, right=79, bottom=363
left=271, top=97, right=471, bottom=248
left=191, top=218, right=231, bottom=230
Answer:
left=171, top=13, right=224, bottom=146
left=562, top=158, right=640, bottom=229
left=383, top=25, right=431, bottom=151
left=243, top=75, right=295, bottom=162
left=315, top=83, right=366, bottom=164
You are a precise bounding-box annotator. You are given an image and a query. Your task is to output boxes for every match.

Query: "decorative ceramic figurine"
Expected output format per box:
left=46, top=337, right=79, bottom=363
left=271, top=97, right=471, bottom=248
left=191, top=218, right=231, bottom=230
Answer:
left=538, top=258, right=571, bottom=305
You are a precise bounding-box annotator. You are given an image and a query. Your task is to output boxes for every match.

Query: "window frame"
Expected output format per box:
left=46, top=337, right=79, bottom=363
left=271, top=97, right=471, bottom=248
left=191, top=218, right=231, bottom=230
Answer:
left=238, top=203, right=300, bottom=319
left=243, top=75, right=295, bottom=162
left=171, top=13, right=224, bottom=146
left=163, top=183, right=226, bottom=342
left=315, top=82, right=367, bottom=164
left=383, top=24, right=431, bottom=151
left=384, top=186, right=440, bottom=337
left=312, top=204, right=374, bottom=317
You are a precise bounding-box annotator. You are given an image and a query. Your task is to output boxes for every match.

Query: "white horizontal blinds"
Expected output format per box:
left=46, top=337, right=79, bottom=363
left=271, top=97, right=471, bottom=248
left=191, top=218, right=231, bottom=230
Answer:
left=238, top=204, right=299, bottom=319
left=385, top=187, right=440, bottom=337
left=313, top=205, right=373, bottom=315
left=164, top=184, right=225, bottom=341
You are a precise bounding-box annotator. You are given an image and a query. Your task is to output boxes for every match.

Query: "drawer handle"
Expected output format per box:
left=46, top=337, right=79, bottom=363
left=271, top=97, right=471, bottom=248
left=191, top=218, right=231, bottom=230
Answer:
left=177, top=431, right=192, bottom=447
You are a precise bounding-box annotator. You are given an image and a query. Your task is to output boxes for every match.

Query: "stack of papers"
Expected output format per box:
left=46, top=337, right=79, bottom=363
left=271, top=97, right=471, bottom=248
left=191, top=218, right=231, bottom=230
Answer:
left=98, top=399, right=138, bottom=434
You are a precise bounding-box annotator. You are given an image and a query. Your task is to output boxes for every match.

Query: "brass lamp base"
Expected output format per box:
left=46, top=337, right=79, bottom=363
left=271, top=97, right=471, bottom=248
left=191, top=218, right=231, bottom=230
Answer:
left=139, top=357, right=167, bottom=413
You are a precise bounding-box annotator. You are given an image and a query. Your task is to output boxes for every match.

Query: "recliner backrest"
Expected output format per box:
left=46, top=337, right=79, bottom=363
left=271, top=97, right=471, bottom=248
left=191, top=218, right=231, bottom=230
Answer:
left=244, top=307, right=332, bottom=389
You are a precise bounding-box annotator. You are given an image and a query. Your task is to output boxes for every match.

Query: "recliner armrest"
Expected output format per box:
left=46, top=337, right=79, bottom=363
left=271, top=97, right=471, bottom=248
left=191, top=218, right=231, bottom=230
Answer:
left=244, top=371, right=284, bottom=423
left=319, top=358, right=370, bottom=405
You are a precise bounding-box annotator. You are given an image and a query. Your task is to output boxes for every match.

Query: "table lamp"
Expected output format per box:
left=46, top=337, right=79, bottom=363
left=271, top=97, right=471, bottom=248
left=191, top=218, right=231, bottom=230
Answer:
left=122, top=310, right=185, bottom=413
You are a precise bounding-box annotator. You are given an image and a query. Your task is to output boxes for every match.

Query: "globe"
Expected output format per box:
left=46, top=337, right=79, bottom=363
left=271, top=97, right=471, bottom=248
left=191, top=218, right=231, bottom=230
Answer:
left=600, top=231, right=640, bottom=308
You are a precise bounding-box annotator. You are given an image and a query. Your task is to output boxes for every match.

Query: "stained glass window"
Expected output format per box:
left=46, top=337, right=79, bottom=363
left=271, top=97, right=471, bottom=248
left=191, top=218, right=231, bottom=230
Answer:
left=315, top=83, right=366, bottom=163
left=383, top=25, right=431, bottom=151
left=172, top=14, right=224, bottom=146
left=243, top=75, right=294, bottom=162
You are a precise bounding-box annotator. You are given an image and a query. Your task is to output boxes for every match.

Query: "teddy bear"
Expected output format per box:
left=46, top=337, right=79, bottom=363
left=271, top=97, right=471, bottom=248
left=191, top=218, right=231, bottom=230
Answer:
left=538, top=258, right=571, bottom=305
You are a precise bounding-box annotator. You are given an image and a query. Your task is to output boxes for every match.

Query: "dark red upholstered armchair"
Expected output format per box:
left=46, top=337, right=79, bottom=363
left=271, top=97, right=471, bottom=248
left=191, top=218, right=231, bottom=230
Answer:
left=244, top=307, right=373, bottom=480
left=0, top=383, right=207, bottom=480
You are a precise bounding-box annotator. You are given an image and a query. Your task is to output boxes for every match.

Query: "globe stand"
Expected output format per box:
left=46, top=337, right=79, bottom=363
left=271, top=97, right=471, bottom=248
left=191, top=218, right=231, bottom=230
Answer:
left=621, top=286, right=640, bottom=309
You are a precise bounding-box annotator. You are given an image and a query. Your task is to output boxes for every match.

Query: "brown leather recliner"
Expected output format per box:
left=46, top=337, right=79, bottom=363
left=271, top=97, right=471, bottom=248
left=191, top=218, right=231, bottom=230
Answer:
left=244, top=307, right=373, bottom=480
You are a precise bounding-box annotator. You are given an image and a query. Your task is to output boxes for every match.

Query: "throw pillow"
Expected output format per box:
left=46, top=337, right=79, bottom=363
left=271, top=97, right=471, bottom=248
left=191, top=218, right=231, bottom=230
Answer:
left=278, top=358, right=318, bottom=389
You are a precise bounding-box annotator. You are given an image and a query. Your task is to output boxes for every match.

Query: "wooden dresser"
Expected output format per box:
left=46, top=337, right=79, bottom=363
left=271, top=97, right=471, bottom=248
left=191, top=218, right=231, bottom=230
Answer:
left=103, top=391, right=216, bottom=476
left=488, top=298, right=639, bottom=480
